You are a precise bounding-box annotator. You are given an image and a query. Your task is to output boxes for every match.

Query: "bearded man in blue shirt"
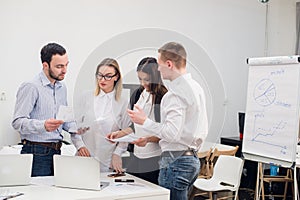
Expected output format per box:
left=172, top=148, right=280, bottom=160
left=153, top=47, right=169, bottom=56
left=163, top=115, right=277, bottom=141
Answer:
left=12, top=42, right=85, bottom=176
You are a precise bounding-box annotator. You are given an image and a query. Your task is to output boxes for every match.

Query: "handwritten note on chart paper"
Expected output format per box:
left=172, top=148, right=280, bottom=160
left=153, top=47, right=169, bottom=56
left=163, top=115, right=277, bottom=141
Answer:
left=243, top=56, right=300, bottom=165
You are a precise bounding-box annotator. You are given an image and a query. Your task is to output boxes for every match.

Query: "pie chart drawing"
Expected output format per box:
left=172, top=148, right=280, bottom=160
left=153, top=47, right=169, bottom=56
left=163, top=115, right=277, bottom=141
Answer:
left=253, top=79, right=276, bottom=107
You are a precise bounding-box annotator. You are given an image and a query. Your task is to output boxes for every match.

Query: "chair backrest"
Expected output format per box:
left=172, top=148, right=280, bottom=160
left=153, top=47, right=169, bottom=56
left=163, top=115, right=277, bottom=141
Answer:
left=202, top=145, right=239, bottom=178
left=198, top=148, right=213, bottom=178
left=210, top=145, right=239, bottom=161
left=213, top=155, right=244, bottom=190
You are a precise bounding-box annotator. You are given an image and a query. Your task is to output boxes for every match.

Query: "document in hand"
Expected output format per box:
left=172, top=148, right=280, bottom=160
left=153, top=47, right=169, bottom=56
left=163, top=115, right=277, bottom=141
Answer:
left=56, top=105, right=74, bottom=122
left=106, top=134, right=140, bottom=143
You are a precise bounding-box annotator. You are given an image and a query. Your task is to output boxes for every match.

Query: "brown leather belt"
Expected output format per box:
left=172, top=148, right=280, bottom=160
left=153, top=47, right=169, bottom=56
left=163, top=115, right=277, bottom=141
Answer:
left=22, top=139, right=62, bottom=151
left=161, top=150, right=196, bottom=158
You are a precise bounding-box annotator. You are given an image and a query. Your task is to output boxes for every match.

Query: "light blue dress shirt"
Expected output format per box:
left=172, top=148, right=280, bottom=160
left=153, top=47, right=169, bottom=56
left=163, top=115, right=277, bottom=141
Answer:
left=12, top=71, right=76, bottom=142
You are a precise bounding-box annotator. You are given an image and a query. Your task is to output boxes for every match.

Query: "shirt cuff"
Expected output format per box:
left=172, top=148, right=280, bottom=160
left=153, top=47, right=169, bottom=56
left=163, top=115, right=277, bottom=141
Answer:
left=143, top=118, right=152, bottom=129
left=113, top=143, right=127, bottom=156
left=70, top=135, right=85, bottom=150
left=37, top=120, right=47, bottom=132
left=65, top=121, right=78, bottom=133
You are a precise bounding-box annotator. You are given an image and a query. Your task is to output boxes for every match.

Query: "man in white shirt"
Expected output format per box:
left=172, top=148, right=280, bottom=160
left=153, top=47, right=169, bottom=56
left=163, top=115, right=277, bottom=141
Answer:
left=128, top=42, right=208, bottom=200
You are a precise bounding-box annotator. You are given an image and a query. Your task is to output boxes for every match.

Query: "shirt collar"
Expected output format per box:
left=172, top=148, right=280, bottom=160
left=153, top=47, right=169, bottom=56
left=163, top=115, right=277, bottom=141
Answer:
left=168, top=73, right=194, bottom=105
left=39, top=71, right=62, bottom=88
left=99, top=89, right=115, bottom=99
left=170, top=73, right=191, bottom=88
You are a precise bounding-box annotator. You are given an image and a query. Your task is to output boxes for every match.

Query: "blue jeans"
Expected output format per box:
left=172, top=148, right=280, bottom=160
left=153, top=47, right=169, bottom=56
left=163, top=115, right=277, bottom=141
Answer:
left=158, top=155, right=200, bottom=200
left=21, top=144, right=61, bottom=177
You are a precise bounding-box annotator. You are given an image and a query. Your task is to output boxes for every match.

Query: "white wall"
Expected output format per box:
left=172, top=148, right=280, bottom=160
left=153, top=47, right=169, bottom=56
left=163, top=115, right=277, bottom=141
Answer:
left=0, top=0, right=296, bottom=148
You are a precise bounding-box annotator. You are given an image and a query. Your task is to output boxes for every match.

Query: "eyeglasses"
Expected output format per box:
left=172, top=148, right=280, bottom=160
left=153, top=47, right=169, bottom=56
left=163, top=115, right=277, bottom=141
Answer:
left=95, top=73, right=117, bottom=81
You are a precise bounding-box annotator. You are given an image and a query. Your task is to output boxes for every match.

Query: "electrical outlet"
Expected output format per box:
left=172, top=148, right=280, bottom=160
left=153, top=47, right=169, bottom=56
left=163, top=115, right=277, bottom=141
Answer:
left=0, top=92, right=6, bottom=101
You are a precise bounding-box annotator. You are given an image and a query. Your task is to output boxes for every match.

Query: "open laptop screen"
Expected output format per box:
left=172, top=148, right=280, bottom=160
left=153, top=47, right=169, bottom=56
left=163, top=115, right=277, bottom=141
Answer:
left=0, top=154, right=33, bottom=186
left=53, top=155, right=107, bottom=191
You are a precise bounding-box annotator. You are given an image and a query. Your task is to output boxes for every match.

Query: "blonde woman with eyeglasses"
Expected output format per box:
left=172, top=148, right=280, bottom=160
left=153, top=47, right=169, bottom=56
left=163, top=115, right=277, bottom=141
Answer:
left=71, top=58, right=130, bottom=173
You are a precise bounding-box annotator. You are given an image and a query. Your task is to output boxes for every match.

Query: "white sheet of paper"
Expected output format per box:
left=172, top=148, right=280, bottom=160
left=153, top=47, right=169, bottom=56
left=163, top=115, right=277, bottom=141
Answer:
left=105, top=183, right=149, bottom=195
left=107, top=134, right=140, bottom=143
left=30, top=176, right=54, bottom=186
left=56, top=106, right=74, bottom=122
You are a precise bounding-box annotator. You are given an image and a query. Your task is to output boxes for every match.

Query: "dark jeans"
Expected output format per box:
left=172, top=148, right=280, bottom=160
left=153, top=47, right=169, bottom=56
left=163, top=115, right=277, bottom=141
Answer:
left=21, top=143, right=61, bottom=177
left=158, top=155, right=200, bottom=200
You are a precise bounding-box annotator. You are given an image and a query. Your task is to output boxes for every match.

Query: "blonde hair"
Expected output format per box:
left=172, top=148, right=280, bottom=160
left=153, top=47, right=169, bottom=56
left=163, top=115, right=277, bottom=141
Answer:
left=94, top=58, right=123, bottom=101
left=158, top=42, right=187, bottom=68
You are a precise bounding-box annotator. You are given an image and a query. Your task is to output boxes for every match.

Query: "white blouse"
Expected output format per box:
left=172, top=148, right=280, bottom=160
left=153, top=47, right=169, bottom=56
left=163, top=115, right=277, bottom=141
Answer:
left=71, top=90, right=131, bottom=172
left=134, top=90, right=162, bottom=159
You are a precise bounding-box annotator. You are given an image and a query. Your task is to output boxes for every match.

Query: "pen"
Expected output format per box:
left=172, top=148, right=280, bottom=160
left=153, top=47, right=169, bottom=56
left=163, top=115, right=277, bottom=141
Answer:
left=3, top=192, right=24, bottom=200
left=115, top=183, right=145, bottom=187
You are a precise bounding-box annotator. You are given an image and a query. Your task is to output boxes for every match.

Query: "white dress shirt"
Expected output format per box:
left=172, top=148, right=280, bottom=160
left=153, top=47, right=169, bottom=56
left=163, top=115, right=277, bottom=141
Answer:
left=143, top=73, right=208, bottom=152
left=134, top=90, right=162, bottom=159
left=71, top=90, right=131, bottom=172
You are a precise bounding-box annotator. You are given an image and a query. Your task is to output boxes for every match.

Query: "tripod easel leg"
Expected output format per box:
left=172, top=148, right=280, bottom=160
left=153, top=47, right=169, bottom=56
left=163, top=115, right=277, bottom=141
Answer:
left=294, top=167, right=299, bottom=200
left=255, top=162, right=263, bottom=200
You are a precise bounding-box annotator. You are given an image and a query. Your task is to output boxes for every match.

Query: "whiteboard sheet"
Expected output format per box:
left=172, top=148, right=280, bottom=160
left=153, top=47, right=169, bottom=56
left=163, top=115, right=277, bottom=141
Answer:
left=242, top=56, right=300, bottom=167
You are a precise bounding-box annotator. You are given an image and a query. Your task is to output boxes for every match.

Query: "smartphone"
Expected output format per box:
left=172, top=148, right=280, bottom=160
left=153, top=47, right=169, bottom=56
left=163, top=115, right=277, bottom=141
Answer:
left=107, top=172, right=125, bottom=178
left=115, top=178, right=134, bottom=183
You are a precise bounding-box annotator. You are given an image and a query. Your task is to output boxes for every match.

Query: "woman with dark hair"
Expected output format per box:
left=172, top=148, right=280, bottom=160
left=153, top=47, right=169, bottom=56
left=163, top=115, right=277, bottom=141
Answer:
left=108, top=57, right=167, bottom=184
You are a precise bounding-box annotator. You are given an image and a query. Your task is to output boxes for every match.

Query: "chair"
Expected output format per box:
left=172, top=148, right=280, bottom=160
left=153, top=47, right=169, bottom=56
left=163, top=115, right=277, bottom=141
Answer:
left=189, top=146, right=240, bottom=200
left=192, top=155, right=244, bottom=200
left=198, top=148, right=214, bottom=179
left=201, top=145, right=239, bottom=179
left=257, top=163, right=294, bottom=200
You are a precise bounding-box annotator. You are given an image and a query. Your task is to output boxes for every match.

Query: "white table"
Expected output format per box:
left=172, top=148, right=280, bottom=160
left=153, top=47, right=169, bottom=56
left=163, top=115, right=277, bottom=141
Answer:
left=0, top=173, right=170, bottom=200
left=0, top=144, right=77, bottom=156
left=0, top=145, right=169, bottom=199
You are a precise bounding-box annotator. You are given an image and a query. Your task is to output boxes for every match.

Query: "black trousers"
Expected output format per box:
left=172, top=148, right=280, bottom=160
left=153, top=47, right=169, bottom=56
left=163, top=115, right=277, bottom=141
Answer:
left=124, top=152, right=160, bottom=185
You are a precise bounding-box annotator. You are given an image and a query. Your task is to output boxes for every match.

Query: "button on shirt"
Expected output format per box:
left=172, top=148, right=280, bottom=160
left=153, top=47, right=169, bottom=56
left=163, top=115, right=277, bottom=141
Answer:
left=12, top=71, right=76, bottom=142
left=142, top=73, right=208, bottom=152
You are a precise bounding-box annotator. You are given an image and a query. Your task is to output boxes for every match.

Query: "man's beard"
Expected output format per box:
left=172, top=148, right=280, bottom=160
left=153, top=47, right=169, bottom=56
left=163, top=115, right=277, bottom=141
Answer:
left=49, top=68, right=64, bottom=81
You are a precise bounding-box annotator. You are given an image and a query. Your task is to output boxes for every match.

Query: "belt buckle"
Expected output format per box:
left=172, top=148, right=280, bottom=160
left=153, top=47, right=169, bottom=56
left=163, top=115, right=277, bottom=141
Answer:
left=57, top=142, right=62, bottom=150
left=54, top=142, right=60, bottom=150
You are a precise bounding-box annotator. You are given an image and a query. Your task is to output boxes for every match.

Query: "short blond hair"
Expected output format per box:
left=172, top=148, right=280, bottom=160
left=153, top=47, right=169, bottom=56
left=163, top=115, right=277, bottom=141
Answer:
left=158, top=42, right=187, bottom=68
left=94, top=58, right=123, bottom=101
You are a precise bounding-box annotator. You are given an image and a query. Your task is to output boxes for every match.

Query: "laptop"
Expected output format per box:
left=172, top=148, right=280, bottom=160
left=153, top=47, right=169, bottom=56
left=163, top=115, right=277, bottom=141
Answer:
left=53, top=155, right=109, bottom=190
left=0, top=154, right=33, bottom=186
